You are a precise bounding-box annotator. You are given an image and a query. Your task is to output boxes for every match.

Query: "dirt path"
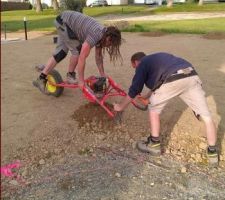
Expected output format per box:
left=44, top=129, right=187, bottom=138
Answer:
left=1, top=32, right=225, bottom=199
left=97, top=12, right=225, bottom=22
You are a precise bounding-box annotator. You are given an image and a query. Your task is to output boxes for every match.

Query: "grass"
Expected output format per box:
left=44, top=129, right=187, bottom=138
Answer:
left=1, top=3, right=225, bottom=32
left=152, top=3, right=225, bottom=13
left=123, top=17, right=225, bottom=34
left=1, top=6, right=148, bottom=32
left=1, top=9, right=59, bottom=31
left=84, top=5, right=148, bottom=16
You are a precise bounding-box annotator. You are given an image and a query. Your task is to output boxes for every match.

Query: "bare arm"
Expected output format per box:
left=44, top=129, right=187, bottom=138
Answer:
left=114, top=95, right=132, bottom=112
left=77, top=42, right=91, bottom=86
left=95, top=46, right=105, bottom=76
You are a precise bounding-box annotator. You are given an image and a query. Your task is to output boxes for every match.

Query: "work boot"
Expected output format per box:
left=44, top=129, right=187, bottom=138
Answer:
left=207, top=146, right=219, bottom=167
left=136, top=136, right=161, bottom=156
left=32, top=77, right=48, bottom=94
left=66, top=72, right=78, bottom=84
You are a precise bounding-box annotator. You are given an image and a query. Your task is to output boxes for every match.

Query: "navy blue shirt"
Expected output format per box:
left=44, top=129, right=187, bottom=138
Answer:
left=128, top=52, right=193, bottom=98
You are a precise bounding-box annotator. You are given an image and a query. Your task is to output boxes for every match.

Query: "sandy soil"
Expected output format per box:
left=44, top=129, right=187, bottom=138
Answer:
left=1, top=32, right=225, bottom=199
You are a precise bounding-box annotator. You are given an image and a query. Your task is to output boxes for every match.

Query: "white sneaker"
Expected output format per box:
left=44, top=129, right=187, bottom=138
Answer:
left=66, top=72, right=78, bottom=84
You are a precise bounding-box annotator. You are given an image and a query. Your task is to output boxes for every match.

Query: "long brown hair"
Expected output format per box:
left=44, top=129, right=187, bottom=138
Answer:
left=102, top=26, right=123, bottom=64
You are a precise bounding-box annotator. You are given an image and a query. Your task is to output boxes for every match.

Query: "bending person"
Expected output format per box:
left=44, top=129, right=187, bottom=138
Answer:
left=33, top=11, right=122, bottom=93
left=113, top=52, right=218, bottom=166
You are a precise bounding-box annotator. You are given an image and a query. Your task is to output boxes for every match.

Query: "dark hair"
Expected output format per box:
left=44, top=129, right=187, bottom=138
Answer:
left=131, top=52, right=146, bottom=62
left=102, top=26, right=123, bottom=63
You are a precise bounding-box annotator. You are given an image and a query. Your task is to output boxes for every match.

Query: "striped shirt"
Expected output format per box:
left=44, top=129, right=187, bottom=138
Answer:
left=61, top=11, right=106, bottom=48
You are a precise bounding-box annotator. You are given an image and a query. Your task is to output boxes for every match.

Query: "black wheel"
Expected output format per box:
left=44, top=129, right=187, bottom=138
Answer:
left=46, top=69, right=64, bottom=97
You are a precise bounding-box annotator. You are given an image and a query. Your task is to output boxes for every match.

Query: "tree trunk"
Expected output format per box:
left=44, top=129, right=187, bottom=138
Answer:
left=52, top=0, right=59, bottom=10
left=36, top=0, right=43, bottom=12
left=198, top=0, right=204, bottom=5
left=167, top=0, right=173, bottom=7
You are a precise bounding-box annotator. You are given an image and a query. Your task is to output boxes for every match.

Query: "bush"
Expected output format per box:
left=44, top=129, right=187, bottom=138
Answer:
left=1, top=1, right=32, bottom=11
left=61, top=0, right=86, bottom=13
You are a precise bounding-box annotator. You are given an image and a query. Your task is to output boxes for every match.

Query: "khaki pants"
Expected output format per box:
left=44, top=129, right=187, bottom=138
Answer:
left=149, top=75, right=211, bottom=118
left=53, top=20, right=81, bottom=56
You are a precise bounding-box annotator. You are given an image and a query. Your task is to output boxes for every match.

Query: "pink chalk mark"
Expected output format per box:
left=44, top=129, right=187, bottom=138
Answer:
left=1, top=160, right=21, bottom=177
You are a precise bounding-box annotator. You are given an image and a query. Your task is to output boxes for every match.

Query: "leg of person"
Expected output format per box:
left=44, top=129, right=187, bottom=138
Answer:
left=33, top=28, right=68, bottom=94
left=179, top=76, right=218, bottom=165
left=136, top=107, right=164, bottom=155
left=137, top=77, right=203, bottom=155
left=136, top=81, right=182, bottom=155
left=64, top=28, right=81, bottom=84
left=66, top=55, right=79, bottom=84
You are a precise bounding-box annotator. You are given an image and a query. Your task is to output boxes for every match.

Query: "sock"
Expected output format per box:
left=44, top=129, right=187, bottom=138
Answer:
left=151, top=136, right=160, bottom=143
left=68, top=72, right=76, bottom=76
left=208, top=145, right=217, bottom=153
left=39, top=73, right=47, bottom=80
left=147, top=136, right=160, bottom=144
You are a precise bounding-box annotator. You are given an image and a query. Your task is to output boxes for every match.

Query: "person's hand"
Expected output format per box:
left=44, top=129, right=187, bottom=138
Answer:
left=113, top=103, right=123, bottom=112
left=140, top=90, right=152, bottom=99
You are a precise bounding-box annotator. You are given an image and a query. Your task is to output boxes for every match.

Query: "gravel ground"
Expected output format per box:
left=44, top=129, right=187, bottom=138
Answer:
left=1, top=31, right=225, bottom=199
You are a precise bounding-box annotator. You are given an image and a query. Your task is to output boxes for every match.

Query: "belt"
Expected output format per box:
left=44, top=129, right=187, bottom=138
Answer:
left=164, top=68, right=198, bottom=84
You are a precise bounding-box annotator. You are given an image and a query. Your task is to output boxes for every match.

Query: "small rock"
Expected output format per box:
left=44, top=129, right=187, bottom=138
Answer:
left=196, top=153, right=202, bottom=161
left=115, top=172, right=121, bottom=178
left=9, top=180, right=19, bottom=186
left=39, top=159, right=45, bottom=165
left=129, top=138, right=134, bottom=144
left=119, top=147, right=125, bottom=152
left=199, top=142, right=207, bottom=150
left=54, top=148, right=61, bottom=155
left=191, top=154, right=195, bottom=158
left=165, top=149, right=170, bottom=154
left=98, top=134, right=105, bottom=140
left=181, top=167, right=187, bottom=173
left=22, top=169, right=29, bottom=177
left=150, top=182, right=154, bottom=186
left=132, top=141, right=137, bottom=149
left=156, top=160, right=162, bottom=164
left=220, top=154, right=225, bottom=161
left=113, top=136, right=118, bottom=142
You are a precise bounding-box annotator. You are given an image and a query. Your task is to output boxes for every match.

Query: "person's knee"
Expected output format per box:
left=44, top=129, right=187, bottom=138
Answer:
left=53, top=50, right=67, bottom=63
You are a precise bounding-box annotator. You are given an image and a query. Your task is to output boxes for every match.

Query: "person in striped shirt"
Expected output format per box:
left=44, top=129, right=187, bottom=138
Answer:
left=33, top=11, right=122, bottom=93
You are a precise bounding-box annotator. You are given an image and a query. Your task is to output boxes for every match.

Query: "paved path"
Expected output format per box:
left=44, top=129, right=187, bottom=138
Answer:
left=100, top=12, right=225, bottom=22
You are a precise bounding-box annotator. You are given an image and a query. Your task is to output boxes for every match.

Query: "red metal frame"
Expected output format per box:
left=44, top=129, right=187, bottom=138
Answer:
left=49, top=76, right=140, bottom=118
